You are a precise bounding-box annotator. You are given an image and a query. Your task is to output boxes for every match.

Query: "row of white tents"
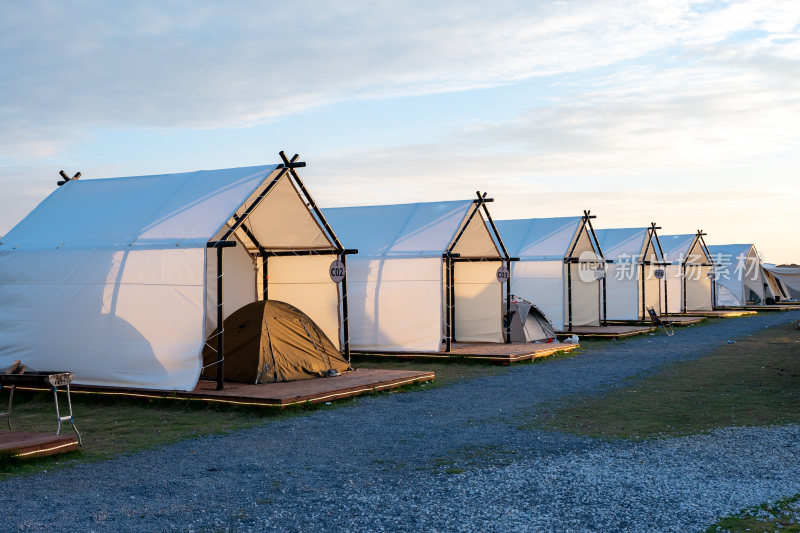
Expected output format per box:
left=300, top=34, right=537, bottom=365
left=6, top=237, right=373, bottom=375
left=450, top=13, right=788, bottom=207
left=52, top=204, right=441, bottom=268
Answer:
left=0, top=158, right=795, bottom=392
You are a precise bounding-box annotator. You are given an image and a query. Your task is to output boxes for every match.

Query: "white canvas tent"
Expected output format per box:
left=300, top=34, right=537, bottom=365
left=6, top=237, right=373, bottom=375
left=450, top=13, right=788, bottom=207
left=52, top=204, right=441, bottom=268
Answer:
left=322, top=195, right=511, bottom=353
left=708, top=244, right=769, bottom=306
left=495, top=213, right=607, bottom=332
left=763, top=264, right=800, bottom=300
left=0, top=154, right=351, bottom=391
left=660, top=231, right=715, bottom=313
left=594, top=225, right=667, bottom=320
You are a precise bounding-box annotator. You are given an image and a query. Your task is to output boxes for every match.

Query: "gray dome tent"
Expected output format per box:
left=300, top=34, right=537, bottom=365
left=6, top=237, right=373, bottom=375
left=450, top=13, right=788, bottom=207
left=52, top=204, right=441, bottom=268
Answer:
left=201, top=300, right=349, bottom=383
left=506, top=296, right=557, bottom=343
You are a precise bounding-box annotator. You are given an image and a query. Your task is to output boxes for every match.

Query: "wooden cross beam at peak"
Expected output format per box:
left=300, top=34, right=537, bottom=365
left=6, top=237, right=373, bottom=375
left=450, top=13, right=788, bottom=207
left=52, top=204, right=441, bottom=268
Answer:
left=278, top=151, right=306, bottom=169
left=583, top=209, right=596, bottom=220
left=650, top=222, right=662, bottom=230
left=473, top=191, right=494, bottom=203
left=696, top=229, right=707, bottom=237
left=57, top=170, right=82, bottom=187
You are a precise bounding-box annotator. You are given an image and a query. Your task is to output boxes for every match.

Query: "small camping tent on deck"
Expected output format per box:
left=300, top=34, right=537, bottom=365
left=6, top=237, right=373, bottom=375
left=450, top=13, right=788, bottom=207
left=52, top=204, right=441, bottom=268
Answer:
left=594, top=224, right=667, bottom=321
left=708, top=244, right=769, bottom=306
left=0, top=153, right=354, bottom=391
left=322, top=194, right=513, bottom=353
left=660, top=231, right=715, bottom=313
left=495, top=212, right=607, bottom=332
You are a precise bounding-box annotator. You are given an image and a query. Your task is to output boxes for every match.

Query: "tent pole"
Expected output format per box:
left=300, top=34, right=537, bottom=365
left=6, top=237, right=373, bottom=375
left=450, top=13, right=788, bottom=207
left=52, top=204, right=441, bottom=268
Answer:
left=505, top=258, right=511, bottom=344
left=444, top=254, right=452, bottom=352
left=449, top=257, right=456, bottom=345
left=682, top=263, right=687, bottom=313
left=641, top=262, right=646, bottom=321
left=602, top=272, right=607, bottom=326
left=262, top=254, right=268, bottom=301
left=216, top=245, right=225, bottom=391
left=567, top=261, right=573, bottom=332
left=340, top=252, right=351, bottom=364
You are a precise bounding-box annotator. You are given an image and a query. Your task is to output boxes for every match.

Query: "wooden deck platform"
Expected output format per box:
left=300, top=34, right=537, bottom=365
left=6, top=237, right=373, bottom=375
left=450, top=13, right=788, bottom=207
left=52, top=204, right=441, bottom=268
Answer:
left=19, top=369, right=435, bottom=408
left=670, top=310, right=757, bottom=318
left=0, top=431, right=79, bottom=459
left=607, top=316, right=706, bottom=327
left=352, top=341, right=579, bottom=364
left=557, top=325, right=652, bottom=339
left=717, top=305, right=800, bottom=312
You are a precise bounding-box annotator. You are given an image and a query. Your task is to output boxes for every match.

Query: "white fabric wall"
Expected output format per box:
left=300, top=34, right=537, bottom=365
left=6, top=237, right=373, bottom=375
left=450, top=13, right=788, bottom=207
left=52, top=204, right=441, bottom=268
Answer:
left=267, top=255, right=341, bottom=350
left=604, top=264, right=639, bottom=321
left=567, top=264, right=601, bottom=327
left=512, top=260, right=565, bottom=330
left=453, top=262, right=504, bottom=343
left=686, top=266, right=713, bottom=311
left=643, top=265, right=663, bottom=316
left=0, top=247, right=205, bottom=391
left=205, top=242, right=257, bottom=334
left=716, top=284, right=740, bottom=306
left=665, top=265, right=683, bottom=314
left=345, top=257, right=443, bottom=352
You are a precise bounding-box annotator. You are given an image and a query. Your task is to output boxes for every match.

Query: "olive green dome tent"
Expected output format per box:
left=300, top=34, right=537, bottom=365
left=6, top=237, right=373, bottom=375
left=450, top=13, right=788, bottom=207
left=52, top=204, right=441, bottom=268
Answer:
left=202, top=300, right=349, bottom=383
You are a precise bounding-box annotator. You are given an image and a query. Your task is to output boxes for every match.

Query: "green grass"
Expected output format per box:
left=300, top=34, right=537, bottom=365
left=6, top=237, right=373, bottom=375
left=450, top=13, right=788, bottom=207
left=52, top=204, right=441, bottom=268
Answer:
left=0, top=391, right=289, bottom=477
left=531, top=319, right=800, bottom=440
left=1, top=381, right=430, bottom=478
left=706, top=494, right=800, bottom=532
left=1, top=354, right=505, bottom=478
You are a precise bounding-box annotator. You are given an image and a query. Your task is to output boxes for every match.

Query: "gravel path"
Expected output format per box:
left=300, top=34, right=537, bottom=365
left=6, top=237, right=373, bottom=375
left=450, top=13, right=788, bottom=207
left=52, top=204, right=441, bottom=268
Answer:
left=3, top=311, right=800, bottom=532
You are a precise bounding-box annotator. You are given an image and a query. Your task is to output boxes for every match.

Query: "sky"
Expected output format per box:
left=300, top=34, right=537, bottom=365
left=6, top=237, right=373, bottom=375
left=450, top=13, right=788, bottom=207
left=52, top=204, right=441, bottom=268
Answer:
left=1, top=0, right=798, bottom=262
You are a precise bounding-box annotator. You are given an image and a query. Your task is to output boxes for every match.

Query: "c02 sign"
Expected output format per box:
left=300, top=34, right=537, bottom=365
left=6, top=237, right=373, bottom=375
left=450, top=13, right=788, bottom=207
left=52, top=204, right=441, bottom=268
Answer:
left=329, top=260, right=345, bottom=282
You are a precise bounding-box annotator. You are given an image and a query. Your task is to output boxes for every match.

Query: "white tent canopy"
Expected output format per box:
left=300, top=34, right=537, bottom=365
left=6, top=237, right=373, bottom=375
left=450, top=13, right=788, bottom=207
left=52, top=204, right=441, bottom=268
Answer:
left=763, top=264, right=800, bottom=300
left=708, top=244, right=768, bottom=306
left=0, top=161, right=345, bottom=391
left=660, top=233, right=714, bottom=313
left=595, top=226, right=666, bottom=320
left=322, top=198, right=507, bottom=352
left=495, top=215, right=605, bottom=331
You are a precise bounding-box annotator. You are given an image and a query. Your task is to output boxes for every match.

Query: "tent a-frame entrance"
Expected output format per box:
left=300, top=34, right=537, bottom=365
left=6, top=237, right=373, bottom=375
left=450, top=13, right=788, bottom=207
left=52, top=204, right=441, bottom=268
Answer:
left=708, top=243, right=768, bottom=306
left=661, top=230, right=715, bottom=313
left=596, top=223, right=668, bottom=320
left=206, top=152, right=356, bottom=389
left=495, top=211, right=608, bottom=332
left=323, top=193, right=513, bottom=353
left=0, top=152, right=354, bottom=392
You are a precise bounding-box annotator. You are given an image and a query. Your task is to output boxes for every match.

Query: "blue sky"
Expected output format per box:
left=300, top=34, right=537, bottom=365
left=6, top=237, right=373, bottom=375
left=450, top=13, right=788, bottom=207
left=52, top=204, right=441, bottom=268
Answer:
left=1, top=0, right=798, bottom=261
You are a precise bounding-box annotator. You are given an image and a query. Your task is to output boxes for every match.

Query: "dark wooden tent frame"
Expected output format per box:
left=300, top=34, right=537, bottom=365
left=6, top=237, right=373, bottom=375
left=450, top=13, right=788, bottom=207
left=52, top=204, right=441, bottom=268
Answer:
left=563, top=210, right=611, bottom=332
left=206, top=152, right=357, bottom=390
left=442, top=191, right=518, bottom=351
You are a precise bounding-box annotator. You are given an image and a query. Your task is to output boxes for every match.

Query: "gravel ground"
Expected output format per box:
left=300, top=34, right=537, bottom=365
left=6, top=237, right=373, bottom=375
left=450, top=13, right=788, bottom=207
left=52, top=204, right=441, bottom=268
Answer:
left=3, top=311, right=799, bottom=532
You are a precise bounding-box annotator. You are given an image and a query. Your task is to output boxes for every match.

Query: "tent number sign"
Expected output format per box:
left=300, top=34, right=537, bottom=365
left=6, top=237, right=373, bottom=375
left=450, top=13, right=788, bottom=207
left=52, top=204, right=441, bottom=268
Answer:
left=654, top=269, right=665, bottom=279
left=496, top=266, right=510, bottom=283
left=329, top=260, right=346, bottom=283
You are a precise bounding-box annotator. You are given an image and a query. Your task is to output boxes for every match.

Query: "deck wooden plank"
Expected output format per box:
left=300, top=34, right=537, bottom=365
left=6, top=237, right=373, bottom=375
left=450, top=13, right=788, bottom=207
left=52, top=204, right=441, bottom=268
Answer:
left=557, top=325, right=652, bottom=339
left=21, top=369, right=435, bottom=408
left=352, top=342, right=579, bottom=363
left=671, top=310, right=757, bottom=318
left=0, top=431, right=79, bottom=459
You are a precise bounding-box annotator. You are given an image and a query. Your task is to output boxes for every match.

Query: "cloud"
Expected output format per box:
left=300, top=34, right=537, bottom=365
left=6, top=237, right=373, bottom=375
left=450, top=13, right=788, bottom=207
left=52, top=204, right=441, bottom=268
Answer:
left=2, top=0, right=798, bottom=157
